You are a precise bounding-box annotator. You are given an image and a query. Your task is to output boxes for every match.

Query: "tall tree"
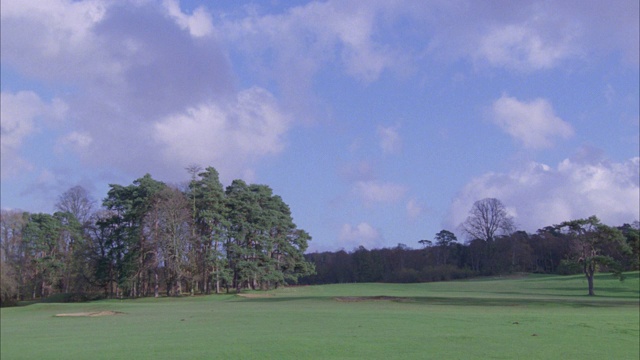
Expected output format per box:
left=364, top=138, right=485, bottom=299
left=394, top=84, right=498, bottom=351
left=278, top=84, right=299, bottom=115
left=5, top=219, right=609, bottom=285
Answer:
left=618, top=222, right=639, bottom=270
left=190, top=167, right=228, bottom=294
left=461, top=198, right=514, bottom=242
left=22, top=213, right=64, bottom=298
left=0, top=210, right=26, bottom=304
left=224, top=180, right=314, bottom=291
left=52, top=211, right=84, bottom=293
left=55, top=185, right=96, bottom=226
left=555, top=216, right=629, bottom=296
left=433, top=230, right=457, bottom=265
left=151, top=187, right=192, bottom=296
left=102, top=174, right=166, bottom=297
left=88, top=210, right=121, bottom=297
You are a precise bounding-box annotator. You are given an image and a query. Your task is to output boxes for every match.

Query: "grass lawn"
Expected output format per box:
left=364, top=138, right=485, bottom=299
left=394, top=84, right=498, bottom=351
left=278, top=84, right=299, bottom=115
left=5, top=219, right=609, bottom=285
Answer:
left=1, top=272, right=638, bottom=359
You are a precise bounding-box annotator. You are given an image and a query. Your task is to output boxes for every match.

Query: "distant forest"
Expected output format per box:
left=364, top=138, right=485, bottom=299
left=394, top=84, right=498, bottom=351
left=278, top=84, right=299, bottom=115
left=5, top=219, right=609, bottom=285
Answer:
left=300, top=223, right=639, bottom=285
left=301, top=198, right=638, bottom=288
left=1, top=167, right=638, bottom=306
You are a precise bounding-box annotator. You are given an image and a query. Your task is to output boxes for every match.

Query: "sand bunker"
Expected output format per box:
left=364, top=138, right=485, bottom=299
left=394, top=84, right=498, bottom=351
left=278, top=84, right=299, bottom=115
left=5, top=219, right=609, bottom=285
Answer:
left=335, top=296, right=410, bottom=302
left=236, top=293, right=275, bottom=298
left=55, top=311, right=123, bottom=317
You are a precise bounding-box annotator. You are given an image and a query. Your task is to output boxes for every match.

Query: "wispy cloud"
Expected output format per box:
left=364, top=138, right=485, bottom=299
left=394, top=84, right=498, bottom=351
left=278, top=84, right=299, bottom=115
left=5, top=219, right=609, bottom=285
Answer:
left=56, top=131, right=93, bottom=153
left=377, top=124, right=402, bottom=154
left=490, top=94, right=573, bottom=149
left=475, top=23, right=578, bottom=71
left=1, top=91, right=67, bottom=178
left=339, top=222, right=381, bottom=249
left=353, top=180, right=407, bottom=205
left=406, top=198, right=424, bottom=220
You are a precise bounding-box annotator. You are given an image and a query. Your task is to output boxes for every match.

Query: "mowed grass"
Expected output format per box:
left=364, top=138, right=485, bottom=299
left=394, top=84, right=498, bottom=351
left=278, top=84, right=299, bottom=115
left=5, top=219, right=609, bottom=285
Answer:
left=1, top=273, right=638, bottom=359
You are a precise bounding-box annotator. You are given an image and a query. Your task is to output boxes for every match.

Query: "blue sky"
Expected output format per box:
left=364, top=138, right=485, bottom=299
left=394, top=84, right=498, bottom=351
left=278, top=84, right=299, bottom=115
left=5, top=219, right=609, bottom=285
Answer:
left=1, top=0, right=638, bottom=251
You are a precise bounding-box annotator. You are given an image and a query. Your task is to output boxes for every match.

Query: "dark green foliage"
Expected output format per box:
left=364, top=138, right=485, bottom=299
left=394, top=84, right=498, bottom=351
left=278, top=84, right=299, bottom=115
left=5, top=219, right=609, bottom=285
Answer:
left=1, top=166, right=314, bottom=301
left=300, top=221, right=638, bottom=286
left=618, top=222, right=639, bottom=270
left=3, top=173, right=638, bottom=299
left=556, top=259, right=582, bottom=275
left=100, top=174, right=167, bottom=297
left=224, top=181, right=314, bottom=291
left=555, top=216, right=629, bottom=296
left=189, top=167, right=227, bottom=294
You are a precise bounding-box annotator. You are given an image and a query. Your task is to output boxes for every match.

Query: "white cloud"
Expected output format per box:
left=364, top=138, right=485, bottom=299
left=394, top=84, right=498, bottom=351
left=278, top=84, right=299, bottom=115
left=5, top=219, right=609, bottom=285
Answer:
left=491, top=95, right=574, bottom=149
left=353, top=180, right=407, bottom=204
left=154, top=87, right=290, bottom=182
left=339, top=222, right=381, bottom=249
left=1, top=91, right=67, bottom=178
left=0, top=0, right=113, bottom=82
left=475, top=24, right=577, bottom=71
left=1, top=0, right=236, bottom=182
left=377, top=124, right=402, bottom=154
left=163, top=0, right=213, bottom=37
left=220, top=0, right=403, bottom=91
left=446, top=155, right=640, bottom=233
left=419, top=1, right=637, bottom=70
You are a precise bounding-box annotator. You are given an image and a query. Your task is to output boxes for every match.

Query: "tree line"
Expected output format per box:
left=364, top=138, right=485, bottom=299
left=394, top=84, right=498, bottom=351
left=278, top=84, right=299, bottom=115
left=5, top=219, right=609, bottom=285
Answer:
left=301, top=199, right=638, bottom=296
left=2, top=182, right=637, bottom=306
left=0, top=167, right=314, bottom=306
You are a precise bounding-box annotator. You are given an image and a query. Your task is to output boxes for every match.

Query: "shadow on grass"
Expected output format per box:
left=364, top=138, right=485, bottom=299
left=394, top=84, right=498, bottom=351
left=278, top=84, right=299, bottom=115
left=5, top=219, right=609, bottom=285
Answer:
left=233, top=295, right=638, bottom=308
left=528, top=272, right=639, bottom=282
left=407, top=296, right=637, bottom=307
left=458, top=288, right=640, bottom=299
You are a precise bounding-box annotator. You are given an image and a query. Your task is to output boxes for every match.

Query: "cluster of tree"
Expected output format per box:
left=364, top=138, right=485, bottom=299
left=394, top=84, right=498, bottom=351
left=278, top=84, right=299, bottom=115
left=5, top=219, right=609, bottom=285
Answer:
left=1, top=167, right=314, bottom=306
left=301, top=199, right=638, bottom=296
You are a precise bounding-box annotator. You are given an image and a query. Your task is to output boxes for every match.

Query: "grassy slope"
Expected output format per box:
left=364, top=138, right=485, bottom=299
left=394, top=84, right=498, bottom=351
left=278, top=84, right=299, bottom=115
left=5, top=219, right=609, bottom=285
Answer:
left=1, top=273, right=638, bottom=360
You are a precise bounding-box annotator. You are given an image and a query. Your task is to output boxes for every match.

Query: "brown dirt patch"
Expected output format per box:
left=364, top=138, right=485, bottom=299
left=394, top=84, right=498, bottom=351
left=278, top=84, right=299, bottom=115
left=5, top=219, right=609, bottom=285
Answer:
left=335, top=296, right=411, bottom=303
left=55, top=311, right=123, bottom=317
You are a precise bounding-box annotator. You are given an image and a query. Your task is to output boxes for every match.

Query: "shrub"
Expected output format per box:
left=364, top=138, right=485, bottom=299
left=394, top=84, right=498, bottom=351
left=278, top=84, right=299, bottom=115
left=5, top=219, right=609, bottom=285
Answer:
left=557, top=260, right=582, bottom=275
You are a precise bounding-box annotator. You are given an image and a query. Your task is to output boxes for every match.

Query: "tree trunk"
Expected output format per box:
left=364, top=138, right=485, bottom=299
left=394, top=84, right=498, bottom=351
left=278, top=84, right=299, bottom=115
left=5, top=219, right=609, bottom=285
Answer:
left=587, top=273, right=595, bottom=296
left=204, top=264, right=209, bottom=295
left=154, top=269, right=159, bottom=298
left=585, top=263, right=595, bottom=296
left=587, top=274, right=594, bottom=296
left=215, top=269, right=220, bottom=294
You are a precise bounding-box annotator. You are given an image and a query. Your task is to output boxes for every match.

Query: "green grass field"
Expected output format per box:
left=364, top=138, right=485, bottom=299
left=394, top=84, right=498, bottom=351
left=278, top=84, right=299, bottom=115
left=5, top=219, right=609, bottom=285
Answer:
left=2, top=272, right=638, bottom=359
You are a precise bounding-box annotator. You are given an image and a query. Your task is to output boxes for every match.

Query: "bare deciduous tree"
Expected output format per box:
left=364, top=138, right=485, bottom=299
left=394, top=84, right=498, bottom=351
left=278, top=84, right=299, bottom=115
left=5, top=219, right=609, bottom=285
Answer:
left=55, top=186, right=95, bottom=225
left=461, top=198, right=514, bottom=242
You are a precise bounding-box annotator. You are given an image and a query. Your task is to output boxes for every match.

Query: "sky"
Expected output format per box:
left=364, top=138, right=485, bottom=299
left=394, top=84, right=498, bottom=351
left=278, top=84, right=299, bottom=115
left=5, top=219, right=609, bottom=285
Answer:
left=1, top=0, right=639, bottom=252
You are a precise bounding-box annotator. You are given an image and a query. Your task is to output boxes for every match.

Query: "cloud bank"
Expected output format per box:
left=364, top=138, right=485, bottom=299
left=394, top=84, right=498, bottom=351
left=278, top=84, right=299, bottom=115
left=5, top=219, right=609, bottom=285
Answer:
left=0, top=0, right=289, bottom=184
left=447, top=155, right=640, bottom=233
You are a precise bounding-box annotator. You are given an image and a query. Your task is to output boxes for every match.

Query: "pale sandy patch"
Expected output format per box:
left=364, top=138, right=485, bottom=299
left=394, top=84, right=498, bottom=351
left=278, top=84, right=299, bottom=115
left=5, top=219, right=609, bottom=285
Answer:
left=55, top=311, right=123, bottom=317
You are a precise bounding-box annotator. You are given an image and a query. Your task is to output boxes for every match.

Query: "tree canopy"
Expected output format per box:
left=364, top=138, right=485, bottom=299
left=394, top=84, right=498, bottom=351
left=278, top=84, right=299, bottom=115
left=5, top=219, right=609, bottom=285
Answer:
left=0, top=166, right=314, bottom=305
left=461, top=198, right=514, bottom=242
left=555, top=216, right=630, bottom=296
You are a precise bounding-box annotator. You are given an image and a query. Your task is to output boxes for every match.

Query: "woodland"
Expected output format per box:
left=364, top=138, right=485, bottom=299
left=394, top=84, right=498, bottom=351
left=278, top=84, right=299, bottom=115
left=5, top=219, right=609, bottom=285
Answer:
left=302, top=199, right=637, bottom=297
left=1, top=167, right=314, bottom=305
left=1, top=167, right=637, bottom=306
